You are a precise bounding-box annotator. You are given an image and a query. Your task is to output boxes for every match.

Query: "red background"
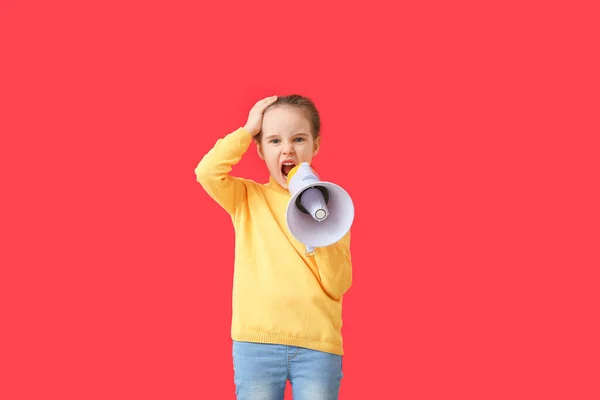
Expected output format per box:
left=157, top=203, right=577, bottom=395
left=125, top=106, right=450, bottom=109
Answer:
left=1, top=1, right=599, bottom=399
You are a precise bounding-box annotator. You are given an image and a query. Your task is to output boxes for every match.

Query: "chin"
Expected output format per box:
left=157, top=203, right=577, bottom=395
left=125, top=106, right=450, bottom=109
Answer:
left=277, top=173, right=289, bottom=189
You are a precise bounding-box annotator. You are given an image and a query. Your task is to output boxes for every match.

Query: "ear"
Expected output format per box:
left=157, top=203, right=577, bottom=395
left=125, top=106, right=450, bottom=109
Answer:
left=256, top=141, right=265, bottom=160
left=312, top=136, right=321, bottom=157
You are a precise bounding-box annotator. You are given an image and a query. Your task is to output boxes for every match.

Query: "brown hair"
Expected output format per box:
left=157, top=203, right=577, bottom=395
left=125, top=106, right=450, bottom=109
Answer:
left=254, top=94, right=321, bottom=142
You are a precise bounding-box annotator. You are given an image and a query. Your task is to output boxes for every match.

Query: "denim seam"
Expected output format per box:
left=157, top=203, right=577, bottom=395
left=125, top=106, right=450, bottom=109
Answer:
left=286, top=346, right=291, bottom=378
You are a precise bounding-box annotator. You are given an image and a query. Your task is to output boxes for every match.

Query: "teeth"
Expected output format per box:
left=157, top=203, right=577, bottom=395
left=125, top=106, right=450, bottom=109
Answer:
left=283, top=162, right=295, bottom=165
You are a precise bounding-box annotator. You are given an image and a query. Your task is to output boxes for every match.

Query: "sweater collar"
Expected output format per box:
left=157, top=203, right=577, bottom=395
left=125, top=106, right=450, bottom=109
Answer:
left=266, top=175, right=292, bottom=196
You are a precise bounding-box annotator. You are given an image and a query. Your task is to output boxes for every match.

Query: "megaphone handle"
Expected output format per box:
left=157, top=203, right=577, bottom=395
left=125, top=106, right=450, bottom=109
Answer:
left=305, top=245, right=315, bottom=257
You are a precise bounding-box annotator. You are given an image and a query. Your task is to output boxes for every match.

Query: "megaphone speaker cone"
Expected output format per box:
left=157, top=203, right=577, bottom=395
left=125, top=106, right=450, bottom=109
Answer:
left=298, top=187, right=329, bottom=222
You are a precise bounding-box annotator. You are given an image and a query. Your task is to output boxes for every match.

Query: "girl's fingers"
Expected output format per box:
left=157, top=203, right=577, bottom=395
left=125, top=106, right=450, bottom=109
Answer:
left=260, top=96, right=278, bottom=105
left=250, top=96, right=278, bottom=114
left=259, top=96, right=278, bottom=110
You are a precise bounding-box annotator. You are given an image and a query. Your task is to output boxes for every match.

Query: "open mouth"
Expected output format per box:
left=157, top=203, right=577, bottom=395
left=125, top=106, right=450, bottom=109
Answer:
left=281, top=160, right=296, bottom=179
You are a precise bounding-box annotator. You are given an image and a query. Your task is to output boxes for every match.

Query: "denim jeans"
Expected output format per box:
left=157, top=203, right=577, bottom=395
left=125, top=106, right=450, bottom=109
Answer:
left=232, top=340, right=343, bottom=400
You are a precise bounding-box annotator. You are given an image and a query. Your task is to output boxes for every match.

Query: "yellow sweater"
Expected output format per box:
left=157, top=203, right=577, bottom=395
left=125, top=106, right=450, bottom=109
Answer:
left=195, top=127, right=352, bottom=355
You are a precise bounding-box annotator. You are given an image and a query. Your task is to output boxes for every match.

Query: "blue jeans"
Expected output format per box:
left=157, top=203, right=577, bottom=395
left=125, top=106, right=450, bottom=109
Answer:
left=232, top=340, right=343, bottom=400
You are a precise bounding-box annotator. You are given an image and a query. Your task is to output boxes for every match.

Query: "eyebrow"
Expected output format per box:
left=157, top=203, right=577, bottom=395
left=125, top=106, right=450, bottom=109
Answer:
left=264, top=132, right=310, bottom=141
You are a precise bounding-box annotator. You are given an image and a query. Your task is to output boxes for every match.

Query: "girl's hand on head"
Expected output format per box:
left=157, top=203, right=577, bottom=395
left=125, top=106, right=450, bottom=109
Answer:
left=243, top=96, right=278, bottom=137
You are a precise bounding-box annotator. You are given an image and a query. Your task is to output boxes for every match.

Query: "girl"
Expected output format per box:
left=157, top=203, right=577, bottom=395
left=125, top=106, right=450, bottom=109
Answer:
left=195, top=94, right=352, bottom=399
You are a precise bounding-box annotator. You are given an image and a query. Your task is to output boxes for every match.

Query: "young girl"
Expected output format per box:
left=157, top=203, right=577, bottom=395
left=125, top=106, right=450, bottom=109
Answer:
left=195, top=94, right=352, bottom=399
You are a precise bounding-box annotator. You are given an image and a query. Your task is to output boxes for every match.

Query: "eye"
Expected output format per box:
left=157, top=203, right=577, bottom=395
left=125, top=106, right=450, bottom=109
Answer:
left=294, top=137, right=305, bottom=142
left=270, top=139, right=281, bottom=144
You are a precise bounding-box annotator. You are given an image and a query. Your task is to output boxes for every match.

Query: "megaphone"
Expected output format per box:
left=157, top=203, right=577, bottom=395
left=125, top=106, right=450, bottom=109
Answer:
left=285, top=162, right=354, bottom=256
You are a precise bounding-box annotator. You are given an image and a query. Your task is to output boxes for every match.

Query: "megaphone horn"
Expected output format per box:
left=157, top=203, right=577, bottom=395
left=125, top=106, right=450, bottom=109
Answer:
left=285, top=163, right=355, bottom=256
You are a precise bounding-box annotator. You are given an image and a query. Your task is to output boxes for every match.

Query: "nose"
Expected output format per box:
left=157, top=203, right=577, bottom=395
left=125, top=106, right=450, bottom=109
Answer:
left=282, top=142, right=295, bottom=155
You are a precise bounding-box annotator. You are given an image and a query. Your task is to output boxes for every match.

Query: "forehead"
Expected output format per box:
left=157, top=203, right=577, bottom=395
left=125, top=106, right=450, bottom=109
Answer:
left=262, top=106, right=311, bottom=134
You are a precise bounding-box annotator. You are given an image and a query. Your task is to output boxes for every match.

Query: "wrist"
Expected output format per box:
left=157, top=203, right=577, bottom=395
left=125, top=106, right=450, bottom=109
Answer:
left=243, top=125, right=259, bottom=137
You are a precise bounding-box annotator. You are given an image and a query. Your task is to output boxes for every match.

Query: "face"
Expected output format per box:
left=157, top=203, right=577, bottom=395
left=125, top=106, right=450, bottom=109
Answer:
left=257, top=106, right=320, bottom=189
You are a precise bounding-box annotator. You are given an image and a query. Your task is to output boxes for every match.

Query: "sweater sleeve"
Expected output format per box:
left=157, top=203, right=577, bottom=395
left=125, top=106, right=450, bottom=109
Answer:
left=194, top=127, right=253, bottom=215
left=313, top=230, right=353, bottom=301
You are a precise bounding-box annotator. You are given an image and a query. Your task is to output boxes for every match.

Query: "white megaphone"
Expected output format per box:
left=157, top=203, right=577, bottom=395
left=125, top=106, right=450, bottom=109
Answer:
left=285, top=162, right=354, bottom=256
